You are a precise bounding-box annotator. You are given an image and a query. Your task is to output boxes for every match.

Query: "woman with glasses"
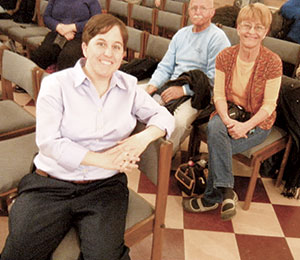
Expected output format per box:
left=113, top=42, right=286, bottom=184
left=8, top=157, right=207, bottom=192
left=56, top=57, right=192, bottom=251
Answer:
left=183, top=3, right=282, bottom=221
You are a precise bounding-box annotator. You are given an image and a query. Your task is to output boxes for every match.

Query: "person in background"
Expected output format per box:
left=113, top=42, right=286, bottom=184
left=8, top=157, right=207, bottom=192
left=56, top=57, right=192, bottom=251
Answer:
left=280, top=0, right=300, bottom=44
left=0, top=0, right=18, bottom=18
left=30, top=0, right=101, bottom=71
left=145, top=0, right=230, bottom=155
left=0, top=13, right=174, bottom=260
left=0, top=0, right=35, bottom=22
left=183, top=3, right=282, bottom=221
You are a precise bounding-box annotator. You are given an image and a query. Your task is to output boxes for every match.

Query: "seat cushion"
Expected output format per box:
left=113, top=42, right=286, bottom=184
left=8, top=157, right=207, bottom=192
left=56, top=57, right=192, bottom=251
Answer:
left=0, top=132, right=38, bottom=194
left=196, top=124, right=287, bottom=158
left=0, top=100, right=35, bottom=134
left=7, top=26, right=50, bottom=45
left=241, top=126, right=287, bottom=158
left=25, top=35, right=46, bottom=49
left=52, top=188, right=154, bottom=260
left=0, top=19, right=36, bottom=34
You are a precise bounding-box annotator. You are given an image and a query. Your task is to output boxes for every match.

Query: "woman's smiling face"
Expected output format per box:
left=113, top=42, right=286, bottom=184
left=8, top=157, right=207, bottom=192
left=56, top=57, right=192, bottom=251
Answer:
left=82, top=25, right=125, bottom=80
left=237, top=19, right=268, bottom=49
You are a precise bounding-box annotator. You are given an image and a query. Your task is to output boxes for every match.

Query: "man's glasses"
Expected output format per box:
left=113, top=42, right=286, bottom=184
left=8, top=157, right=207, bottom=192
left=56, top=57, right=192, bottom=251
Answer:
left=239, top=22, right=266, bottom=33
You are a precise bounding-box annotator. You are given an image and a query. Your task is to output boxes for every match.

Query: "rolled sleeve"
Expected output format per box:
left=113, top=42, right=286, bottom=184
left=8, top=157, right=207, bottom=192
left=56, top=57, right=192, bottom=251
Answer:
left=56, top=140, right=89, bottom=171
left=133, top=87, right=175, bottom=139
left=213, top=69, right=227, bottom=103
left=261, top=76, right=282, bottom=115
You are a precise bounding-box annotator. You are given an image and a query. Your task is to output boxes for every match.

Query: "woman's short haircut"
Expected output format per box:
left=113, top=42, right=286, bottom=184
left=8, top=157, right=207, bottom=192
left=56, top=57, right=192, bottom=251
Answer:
left=82, top=13, right=128, bottom=50
left=236, top=3, right=272, bottom=29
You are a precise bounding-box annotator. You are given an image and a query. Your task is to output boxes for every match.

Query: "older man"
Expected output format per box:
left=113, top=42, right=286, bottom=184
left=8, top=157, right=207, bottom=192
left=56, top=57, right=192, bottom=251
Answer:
left=146, top=0, right=231, bottom=154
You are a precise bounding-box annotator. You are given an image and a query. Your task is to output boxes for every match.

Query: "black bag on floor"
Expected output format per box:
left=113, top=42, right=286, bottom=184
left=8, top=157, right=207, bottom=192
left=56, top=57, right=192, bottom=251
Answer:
left=175, top=154, right=208, bottom=196
left=119, top=58, right=158, bottom=81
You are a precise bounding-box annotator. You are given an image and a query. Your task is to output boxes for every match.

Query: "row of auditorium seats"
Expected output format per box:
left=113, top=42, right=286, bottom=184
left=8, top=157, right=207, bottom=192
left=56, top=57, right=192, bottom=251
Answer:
left=0, top=0, right=188, bottom=58
left=126, top=26, right=170, bottom=62
left=1, top=0, right=299, bottom=73
left=127, top=22, right=300, bottom=78
left=107, top=0, right=187, bottom=38
left=0, top=43, right=45, bottom=201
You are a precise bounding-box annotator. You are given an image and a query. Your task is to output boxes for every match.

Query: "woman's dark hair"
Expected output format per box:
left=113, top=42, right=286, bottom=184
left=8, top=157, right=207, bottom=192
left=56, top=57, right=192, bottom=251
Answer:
left=82, top=13, right=128, bottom=50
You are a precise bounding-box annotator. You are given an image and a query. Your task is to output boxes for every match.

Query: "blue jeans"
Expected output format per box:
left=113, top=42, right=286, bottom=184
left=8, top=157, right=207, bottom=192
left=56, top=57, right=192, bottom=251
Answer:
left=203, top=114, right=271, bottom=204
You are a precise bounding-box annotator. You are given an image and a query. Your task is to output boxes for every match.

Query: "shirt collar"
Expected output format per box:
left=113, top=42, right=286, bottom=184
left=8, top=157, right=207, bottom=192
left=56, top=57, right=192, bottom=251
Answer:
left=73, top=58, right=127, bottom=91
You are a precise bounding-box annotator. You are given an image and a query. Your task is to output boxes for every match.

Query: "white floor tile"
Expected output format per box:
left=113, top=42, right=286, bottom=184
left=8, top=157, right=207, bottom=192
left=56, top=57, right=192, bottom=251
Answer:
left=286, top=237, right=300, bottom=260
left=184, top=229, right=240, bottom=260
left=232, top=202, right=284, bottom=237
left=262, top=178, right=300, bottom=207
left=165, top=195, right=184, bottom=229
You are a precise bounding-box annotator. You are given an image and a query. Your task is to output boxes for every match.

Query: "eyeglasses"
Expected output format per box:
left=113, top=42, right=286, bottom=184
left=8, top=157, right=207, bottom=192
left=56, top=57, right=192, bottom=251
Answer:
left=189, top=5, right=213, bottom=13
left=239, top=22, right=266, bottom=33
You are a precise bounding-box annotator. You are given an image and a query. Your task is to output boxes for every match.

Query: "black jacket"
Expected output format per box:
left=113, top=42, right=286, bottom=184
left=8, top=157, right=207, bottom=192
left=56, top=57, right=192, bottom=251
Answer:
left=276, top=75, right=300, bottom=194
left=155, top=69, right=211, bottom=114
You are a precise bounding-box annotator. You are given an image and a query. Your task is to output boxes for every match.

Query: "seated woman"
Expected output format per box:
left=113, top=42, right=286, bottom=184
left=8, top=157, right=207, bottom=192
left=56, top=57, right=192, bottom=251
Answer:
left=183, top=3, right=282, bottom=221
left=30, top=0, right=101, bottom=71
left=0, top=14, right=174, bottom=260
left=0, top=0, right=18, bottom=18
left=0, top=0, right=34, bottom=22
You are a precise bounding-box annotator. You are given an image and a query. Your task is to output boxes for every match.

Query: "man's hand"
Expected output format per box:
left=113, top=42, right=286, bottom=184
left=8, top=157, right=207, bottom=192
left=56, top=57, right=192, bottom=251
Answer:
left=161, top=86, right=184, bottom=103
left=146, top=84, right=158, bottom=95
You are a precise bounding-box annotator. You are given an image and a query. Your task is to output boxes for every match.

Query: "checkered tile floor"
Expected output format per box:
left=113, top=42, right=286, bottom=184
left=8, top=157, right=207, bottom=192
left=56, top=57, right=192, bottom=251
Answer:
left=1, top=92, right=300, bottom=260
left=127, top=169, right=300, bottom=260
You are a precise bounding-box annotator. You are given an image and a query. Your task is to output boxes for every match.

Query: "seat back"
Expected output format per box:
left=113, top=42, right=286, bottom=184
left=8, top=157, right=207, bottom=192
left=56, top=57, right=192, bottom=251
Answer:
left=262, top=36, right=300, bottom=77
left=34, top=0, right=49, bottom=26
left=0, top=43, right=10, bottom=100
left=0, top=133, right=38, bottom=195
left=0, top=42, right=9, bottom=76
left=108, top=0, right=133, bottom=25
left=126, top=26, right=147, bottom=61
left=144, top=32, right=171, bottom=61
left=221, top=25, right=240, bottom=46
left=141, top=0, right=156, bottom=8
left=98, top=0, right=108, bottom=12
left=33, top=67, right=48, bottom=101
left=129, top=4, right=157, bottom=33
left=154, top=9, right=185, bottom=37
left=162, top=0, right=188, bottom=15
left=1, top=50, right=40, bottom=101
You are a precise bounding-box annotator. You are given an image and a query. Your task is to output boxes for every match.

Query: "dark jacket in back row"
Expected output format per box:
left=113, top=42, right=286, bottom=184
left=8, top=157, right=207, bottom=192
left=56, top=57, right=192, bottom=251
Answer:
left=276, top=76, right=300, bottom=194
